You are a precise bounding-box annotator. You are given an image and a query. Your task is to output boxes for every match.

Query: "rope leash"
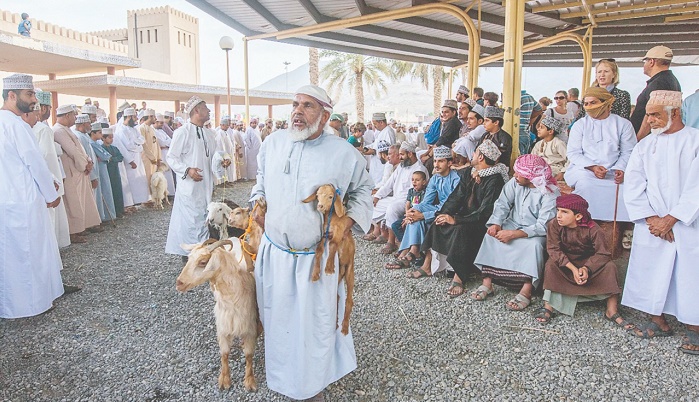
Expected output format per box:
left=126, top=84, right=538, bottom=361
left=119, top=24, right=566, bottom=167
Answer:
left=239, top=203, right=259, bottom=261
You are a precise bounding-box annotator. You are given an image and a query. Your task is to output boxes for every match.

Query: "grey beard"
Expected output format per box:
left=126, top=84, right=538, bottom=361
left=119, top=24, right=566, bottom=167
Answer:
left=401, top=159, right=415, bottom=168
left=650, top=118, right=672, bottom=135
left=289, top=117, right=321, bottom=142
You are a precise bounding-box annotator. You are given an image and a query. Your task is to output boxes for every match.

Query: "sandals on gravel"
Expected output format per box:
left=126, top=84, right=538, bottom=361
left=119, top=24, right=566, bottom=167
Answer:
left=379, top=243, right=398, bottom=254
left=385, top=257, right=411, bottom=270
left=470, top=285, right=494, bottom=301
left=605, top=312, right=636, bottom=331
left=506, top=293, right=531, bottom=311
left=534, top=306, right=554, bottom=324
left=631, top=321, right=674, bottom=339
left=372, top=236, right=388, bottom=245
left=447, top=281, right=465, bottom=298
left=680, top=330, right=699, bottom=356
left=407, top=267, right=430, bottom=279
left=362, top=233, right=378, bottom=241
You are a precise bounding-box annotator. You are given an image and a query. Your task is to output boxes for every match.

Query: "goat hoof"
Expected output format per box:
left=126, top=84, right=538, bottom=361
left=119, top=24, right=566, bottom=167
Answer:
left=244, top=377, right=258, bottom=392
left=311, top=272, right=320, bottom=282
left=218, top=375, right=231, bottom=390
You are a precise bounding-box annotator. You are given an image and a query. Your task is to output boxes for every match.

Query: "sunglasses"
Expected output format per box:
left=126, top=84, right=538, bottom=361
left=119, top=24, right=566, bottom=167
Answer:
left=554, top=96, right=566, bottom=100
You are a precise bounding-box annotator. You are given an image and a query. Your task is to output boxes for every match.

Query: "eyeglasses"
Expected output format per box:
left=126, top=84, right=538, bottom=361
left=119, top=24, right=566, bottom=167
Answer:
left=553, top=96, right=566, bottom=100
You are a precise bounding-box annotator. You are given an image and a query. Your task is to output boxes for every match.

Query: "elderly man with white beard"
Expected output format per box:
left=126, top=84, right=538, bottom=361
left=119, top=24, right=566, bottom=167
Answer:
left=250, top=85, right=373, bottom=401
left=622, top=90, right=699, bottom=355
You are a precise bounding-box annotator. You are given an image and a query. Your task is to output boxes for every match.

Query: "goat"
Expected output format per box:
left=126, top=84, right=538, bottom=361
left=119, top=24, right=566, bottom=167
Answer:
left=176, top=238, right=260, bottom=391
left=150, top=163, right=170, bottom=209
left=227, top=197, right=266, bottom=268
left=207, top=201, right=245, bottom=240
left=302, top=184, right=356, bottom=335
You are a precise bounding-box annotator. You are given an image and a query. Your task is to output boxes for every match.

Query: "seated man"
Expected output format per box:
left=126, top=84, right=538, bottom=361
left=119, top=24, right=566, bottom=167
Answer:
left=565, top=87, right=637, bottom=222
left=372, top=143, right=399, bottom=192
left=472, top=154, right=559, bottom=310
left=385, top=146, right=460, bottom=270
left=477, top=106, right=513, bottom=168
left=418, top=141, right=508, bottom=297
left=370, top=142, right=428, bottom=254
left=453, top=103, right=487, bottom=165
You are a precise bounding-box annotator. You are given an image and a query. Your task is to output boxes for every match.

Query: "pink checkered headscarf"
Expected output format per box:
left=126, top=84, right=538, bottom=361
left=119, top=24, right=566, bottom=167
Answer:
left=513, top=154, right=557, bottom=194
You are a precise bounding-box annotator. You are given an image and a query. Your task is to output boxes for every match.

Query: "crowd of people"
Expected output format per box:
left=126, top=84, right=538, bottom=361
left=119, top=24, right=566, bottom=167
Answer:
left=3, top=43, right=699, bottom=402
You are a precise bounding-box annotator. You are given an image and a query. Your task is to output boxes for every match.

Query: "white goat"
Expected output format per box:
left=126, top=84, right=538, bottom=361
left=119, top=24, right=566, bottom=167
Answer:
left=150, top=163, right=170, bottom=209
left=176, top=238, right=261, bottom=391
left=207, top=202, right=233, bottom=240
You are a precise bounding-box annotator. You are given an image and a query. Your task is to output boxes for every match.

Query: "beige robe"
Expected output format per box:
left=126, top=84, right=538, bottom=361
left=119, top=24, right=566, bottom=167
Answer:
left=53, top=123, right=101, bottom=234
left=531, top=137, right=568, bottom=176
left=140, top=123, right=161, bottom=194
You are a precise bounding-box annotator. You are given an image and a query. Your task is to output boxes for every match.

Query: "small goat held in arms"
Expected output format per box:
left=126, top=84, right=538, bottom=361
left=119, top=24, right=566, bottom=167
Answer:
left=207, top=200, right=245, bottom=240
left=150, top=163, right=171, bottom=209
left=227, top=197, right=266, bottom=271
left=302, top=184, right=355, bottom=335
left=176, top=239, right=261, bottom=391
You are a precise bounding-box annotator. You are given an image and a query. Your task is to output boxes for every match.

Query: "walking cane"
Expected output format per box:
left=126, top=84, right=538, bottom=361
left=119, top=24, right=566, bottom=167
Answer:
left=611, top=182, right=620, bottom=259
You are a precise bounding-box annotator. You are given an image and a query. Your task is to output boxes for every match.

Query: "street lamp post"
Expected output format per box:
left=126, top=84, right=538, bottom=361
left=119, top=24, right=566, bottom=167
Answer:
left=219, top=36, right=235, bottom=119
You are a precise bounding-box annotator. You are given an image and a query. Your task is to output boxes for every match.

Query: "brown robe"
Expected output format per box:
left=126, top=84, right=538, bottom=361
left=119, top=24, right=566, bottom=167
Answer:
left=53, top=123, right=101, bottom=234
left=543, top=219, right=621, bottom=296
left=140, top=124, right=161, bottom=194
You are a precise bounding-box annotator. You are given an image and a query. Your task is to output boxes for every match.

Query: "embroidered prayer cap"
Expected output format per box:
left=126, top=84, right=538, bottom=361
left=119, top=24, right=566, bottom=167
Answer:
left=137, top=110, right=145, bottom=120
left=433, top=145, right=452, bottom=160
left=90, top=122, right=102, bottom=132
left=155, top=113, right=164, bottom=122
left=484, top=106, right=505, bottom=119
left=175, top=117, right=185, bottom=124
left=164, top=111, right=175, bottom=118
left=471, top=104, right=486, bottom=118
left=372, top=112, right=387, bottom=121
left=98, top=117, right=109, bottom=124
left=56, top=104, right=75, bottom=115
left=82, top=104, right=97, bottom=115
left=644, top=45, right=673, bottom=61
left=71, top=105, right=80, bottom=113
left=35, top=91, right=51, bottom=106
left=145, top=108, right=156, bottom=117
left=376, top=140, right=391, bottom=153
left=185, top=95, right=206, bottom=115
left=442, top=99, right=458, bottom=111
left=75, top=114, right=91, bottom=124
left=295, top=84, right=334, bottom=112
left=399, top=141, right=417, bottom=153
left=452, top=139, right=470, bottom=158
left=647, top=90, right=682, bottom=108
left=221, top=115, right=231, bottom=124
left=541, top=115, right=565, bottom=134
left=102, top=127, right=114, bottom=135
left=457, top=85, right=470, bottom=96
left=118, top=101, right=131, bottom=112
left=464, top=98, right=477, bottom=108
left=329, top=113, right=344, bottom=123
left=3, top=74, right=33, bottom=90
left=477, top=139, right=501, bottom=162
left=556, top=193, right=594, bottom=227
left=513, top=154, right=557, bottom=194
left=123, top=107, right=136, bottom=116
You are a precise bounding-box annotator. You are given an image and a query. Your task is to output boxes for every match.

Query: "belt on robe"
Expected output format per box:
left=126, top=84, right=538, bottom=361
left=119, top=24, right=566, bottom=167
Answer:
left=264, top=232, right=316, bottom=256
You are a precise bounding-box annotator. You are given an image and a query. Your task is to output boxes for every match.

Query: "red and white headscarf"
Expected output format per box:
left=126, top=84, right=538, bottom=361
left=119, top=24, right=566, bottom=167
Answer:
left=513, top=154, right=557, bottom=194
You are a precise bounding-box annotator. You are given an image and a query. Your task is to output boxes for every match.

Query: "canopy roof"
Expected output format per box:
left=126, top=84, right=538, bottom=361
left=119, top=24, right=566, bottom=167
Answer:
left=187, top=0, right=699, bottom=67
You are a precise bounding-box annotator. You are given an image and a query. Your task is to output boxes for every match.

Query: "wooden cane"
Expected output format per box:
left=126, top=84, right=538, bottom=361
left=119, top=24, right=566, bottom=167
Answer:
left=611, top=182, right=620, bottom=259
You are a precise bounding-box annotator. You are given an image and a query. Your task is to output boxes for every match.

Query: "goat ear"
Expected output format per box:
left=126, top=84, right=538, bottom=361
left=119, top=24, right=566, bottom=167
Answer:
left=334, top=194, right=346, bottom=217
left=302, top=193, right=317, bottom=203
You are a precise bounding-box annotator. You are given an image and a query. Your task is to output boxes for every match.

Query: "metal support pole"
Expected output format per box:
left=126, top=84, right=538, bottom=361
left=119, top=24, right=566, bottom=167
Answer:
left=225, top=49, right=232, bottom=118
left=582, top=26, right=594, bottom=90
left=502, top=0, right=525, bottom=165
left=243, top=37, right=250, bottom=125
left=214, top=95, right=221, bottom=127
left=448, top=69, right=454, bottom=99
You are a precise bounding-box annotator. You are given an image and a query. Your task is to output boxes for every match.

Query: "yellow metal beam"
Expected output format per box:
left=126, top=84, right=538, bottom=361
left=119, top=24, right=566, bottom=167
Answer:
left=582, top=5, right=699, bottom=23
left=582, top=26, right=593, bottom=90
left=502, top=0, right=525, bottom=164
left=243, top=37, right=250, bottom=125
left=531, top=0, right=607, bottom=14
left=580, top=0, right=597, bottom=26
left=563, top=0, right=694, bottom=19
left=468, top=31, right=588, bottom=67
left=665, top=11, right=699, bottom=21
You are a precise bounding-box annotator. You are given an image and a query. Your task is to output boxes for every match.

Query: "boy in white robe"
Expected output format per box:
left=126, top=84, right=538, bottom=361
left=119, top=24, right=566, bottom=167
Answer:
left=250, top=85, right=373, bottom=400
left=623, top=90, right=699, bottom=355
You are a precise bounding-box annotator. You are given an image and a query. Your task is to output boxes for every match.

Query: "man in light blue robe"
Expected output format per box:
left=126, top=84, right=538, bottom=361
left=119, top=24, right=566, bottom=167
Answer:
left=89, top=123, right=116, bottom=222
left=250, top=85, right=373, bottom=401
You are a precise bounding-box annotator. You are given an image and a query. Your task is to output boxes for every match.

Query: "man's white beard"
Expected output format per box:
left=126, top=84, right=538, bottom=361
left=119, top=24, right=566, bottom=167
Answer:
left=650, top=118, right=672, bottom=135
left=289, top=116, right=322, bottom=142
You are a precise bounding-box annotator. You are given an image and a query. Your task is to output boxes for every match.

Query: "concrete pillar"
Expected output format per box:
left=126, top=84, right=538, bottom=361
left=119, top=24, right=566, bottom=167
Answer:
left=267, top=105, right=273, bottom=119
left=49, top=73, right=58, bottom=125
left=109, top=86, right=117, bottom=124
left=214, top=95, right=221, bottom=127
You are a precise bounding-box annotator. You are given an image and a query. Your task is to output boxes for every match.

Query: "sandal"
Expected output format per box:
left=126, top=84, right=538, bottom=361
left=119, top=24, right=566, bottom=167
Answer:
left=506, top=294, right=531, bottom=311
left=379, top=243, right=398, bottom=254
left=385, top=257, right=411, bottom=270
left=362, top=233, right=377, bottom=241
left=372, top=236, right=388, bottom=245
left=631, top=321, right=674, bottom=339
left=470, top=285, right=494, bottom=301
left=447, top=281, right=465, bottom=298
left=407, top=267, right=430, bottom=279
left=605, top=312, right=636, bottom=331
left=680, top=330, right=699, bottom=356
left=534, top=306, right=554, bottom=324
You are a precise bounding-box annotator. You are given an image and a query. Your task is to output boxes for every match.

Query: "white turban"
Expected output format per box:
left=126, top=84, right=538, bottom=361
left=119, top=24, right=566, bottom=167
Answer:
left=295, top=85, right=333, bottom=112
left=399, top=141, right=417, bottom=153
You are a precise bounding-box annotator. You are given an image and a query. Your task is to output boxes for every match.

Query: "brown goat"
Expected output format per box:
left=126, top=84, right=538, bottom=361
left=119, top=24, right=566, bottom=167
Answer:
left=302, top=184, right=356, bottom=335
left=227, top=197, right=267, bottom=271
left=176, top=239, right=260, bottom=391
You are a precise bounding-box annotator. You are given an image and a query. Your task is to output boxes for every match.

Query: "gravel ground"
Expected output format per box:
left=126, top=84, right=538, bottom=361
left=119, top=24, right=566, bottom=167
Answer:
left=2, top=180, right=698, bottom=401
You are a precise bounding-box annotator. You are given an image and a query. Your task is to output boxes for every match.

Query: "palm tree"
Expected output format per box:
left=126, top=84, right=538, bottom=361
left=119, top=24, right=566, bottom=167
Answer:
left=309, top=47, right=319, bottom=86
left=319, top=50, right=395, bottom=122
left=392, top=62, right=454, bottom=117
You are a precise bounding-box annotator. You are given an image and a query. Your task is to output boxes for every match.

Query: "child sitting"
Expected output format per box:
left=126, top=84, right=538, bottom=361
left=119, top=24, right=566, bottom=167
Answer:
left=534, top=193, right=633, bottom=330
left=531, top=116, right=568, bottom=181
left=384, top=170, right=428, bottom=269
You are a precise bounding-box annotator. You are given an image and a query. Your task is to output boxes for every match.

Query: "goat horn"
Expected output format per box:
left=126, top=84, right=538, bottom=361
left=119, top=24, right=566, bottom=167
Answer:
left=206, top=239, right=233, bottom=252
left=202, top=238, right=218, bottom=246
